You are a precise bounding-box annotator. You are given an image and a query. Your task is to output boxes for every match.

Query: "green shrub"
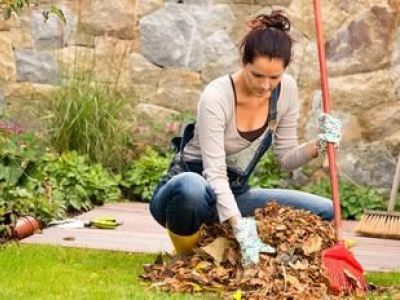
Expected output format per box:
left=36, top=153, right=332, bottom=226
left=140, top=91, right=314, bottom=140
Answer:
left=121, top=148, right=172, bottom=202
left=0, top=132, right=45, bottom=186
left=301, top=178, right=386, bottom=220
left=0, top=130, right=121, bottom=232
left=0, top=151, right=122, bottom=238
left=0, top=132, right=65, bottom=235
left=38, top=152, right=121, bottom=212
left=42, top=73, right=130, bottom=170
left=0, top=184, right=65, bottom=224
left=249, top=151, right=289, bottom=188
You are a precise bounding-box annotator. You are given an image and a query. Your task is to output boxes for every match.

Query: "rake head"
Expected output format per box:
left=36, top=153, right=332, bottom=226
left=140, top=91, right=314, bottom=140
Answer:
left=322, top=242, right=366, bottom=295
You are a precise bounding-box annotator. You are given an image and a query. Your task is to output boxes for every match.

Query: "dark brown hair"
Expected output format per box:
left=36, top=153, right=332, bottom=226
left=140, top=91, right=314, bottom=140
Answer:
left=240, top=10, right=292, bottom=67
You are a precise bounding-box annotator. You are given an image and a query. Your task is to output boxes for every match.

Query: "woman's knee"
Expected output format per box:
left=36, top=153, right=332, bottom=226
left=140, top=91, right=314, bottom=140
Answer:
left=149, top=173, right=206, bottom=225
left=166, top=172, right=211, bottom=235
left=170, top=172, right=208, bottom=203
left=150, top=172, right=215, bottom=233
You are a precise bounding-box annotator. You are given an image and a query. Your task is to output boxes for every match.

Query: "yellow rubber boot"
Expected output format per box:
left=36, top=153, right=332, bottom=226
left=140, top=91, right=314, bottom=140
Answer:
left=167, top=229, right=201, bottom=255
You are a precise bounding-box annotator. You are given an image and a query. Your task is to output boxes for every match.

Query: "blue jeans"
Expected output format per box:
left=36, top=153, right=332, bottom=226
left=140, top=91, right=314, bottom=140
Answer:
left=150, top=172, right=333, bottom=236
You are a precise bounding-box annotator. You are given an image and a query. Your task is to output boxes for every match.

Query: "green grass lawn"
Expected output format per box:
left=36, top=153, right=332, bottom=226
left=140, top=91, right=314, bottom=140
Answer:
left=0, top=243, right=399, bottom=300
left=0, top=243, right=205, bottom=300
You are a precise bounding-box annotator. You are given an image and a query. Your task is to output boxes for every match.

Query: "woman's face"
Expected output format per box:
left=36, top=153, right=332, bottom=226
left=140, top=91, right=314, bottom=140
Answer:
left=242, top=56, right=285, bottom=98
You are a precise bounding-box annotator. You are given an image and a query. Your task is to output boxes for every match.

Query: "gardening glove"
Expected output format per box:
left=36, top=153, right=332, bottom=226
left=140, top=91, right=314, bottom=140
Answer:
left=315, top=113, right=342, bottom=155
left=232, top=217, right=276, bottom=267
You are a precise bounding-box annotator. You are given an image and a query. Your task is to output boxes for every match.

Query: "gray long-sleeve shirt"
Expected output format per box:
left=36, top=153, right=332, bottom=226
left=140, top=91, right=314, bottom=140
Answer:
left=183, top=73, right=314, bottom=223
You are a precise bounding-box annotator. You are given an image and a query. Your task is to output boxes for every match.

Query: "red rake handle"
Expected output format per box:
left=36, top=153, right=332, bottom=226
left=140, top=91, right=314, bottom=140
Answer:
left=313, top=0, right=342, bottom=241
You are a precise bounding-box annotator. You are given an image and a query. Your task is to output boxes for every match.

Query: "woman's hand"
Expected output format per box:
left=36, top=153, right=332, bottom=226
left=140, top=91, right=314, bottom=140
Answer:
left=315, top=113, right=342, bottom=155
left=231, top=217, right=276, bottom=267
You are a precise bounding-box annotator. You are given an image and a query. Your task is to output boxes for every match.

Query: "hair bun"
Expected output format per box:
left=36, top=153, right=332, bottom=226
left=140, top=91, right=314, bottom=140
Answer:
left=247, top=10, right=290, bottom=32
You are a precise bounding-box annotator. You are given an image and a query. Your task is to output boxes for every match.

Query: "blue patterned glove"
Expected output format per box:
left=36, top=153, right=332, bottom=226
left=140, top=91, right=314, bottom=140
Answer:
left=232, top=217, right=276, bottom=267
left=316, top=113, right=342, bottom=155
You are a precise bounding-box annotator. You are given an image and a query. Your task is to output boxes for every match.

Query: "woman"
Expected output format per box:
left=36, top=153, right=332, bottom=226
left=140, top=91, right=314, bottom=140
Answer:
left=150, top=10, right=341, bottom=267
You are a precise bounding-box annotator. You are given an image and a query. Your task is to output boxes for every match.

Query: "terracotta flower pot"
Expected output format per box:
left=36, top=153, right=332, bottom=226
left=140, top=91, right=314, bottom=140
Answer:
left=13, top=216, right=40, bottom=240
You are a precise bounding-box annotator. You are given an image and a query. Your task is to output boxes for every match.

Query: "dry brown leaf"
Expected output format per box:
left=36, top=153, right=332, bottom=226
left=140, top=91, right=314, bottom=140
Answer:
left=344, top=269, right=365, bottom=291
left=226, top=246, right=238, bottom=266
left=275, top=224, right=287, bottom=231
left=286, top=275, right=300, bottom=287
left=250, top=278, right=267, bottom=286
left=303, top=235, right=322, bottom=255
left=289, top=260, right=309, bottom=270
left=216, top=266, right=232, bottom=281
left=201, top=237, right=231, bottom=266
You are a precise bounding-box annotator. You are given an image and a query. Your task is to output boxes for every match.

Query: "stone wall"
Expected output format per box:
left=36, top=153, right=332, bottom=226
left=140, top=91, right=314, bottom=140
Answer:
left=0, top=0, right=399, bottom=188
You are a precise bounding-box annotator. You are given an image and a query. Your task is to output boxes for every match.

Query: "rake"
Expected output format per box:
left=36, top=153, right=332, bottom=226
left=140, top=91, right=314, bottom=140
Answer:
left=313, top=0, right=366, bottom=294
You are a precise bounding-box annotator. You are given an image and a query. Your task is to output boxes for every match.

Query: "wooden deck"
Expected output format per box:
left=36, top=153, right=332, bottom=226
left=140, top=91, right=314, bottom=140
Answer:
left=22, top=202, right=400, bottom=272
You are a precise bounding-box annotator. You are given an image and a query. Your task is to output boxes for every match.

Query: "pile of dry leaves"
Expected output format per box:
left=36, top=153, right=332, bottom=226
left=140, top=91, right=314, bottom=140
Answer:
left=141, top=203, right=352, bottom=299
